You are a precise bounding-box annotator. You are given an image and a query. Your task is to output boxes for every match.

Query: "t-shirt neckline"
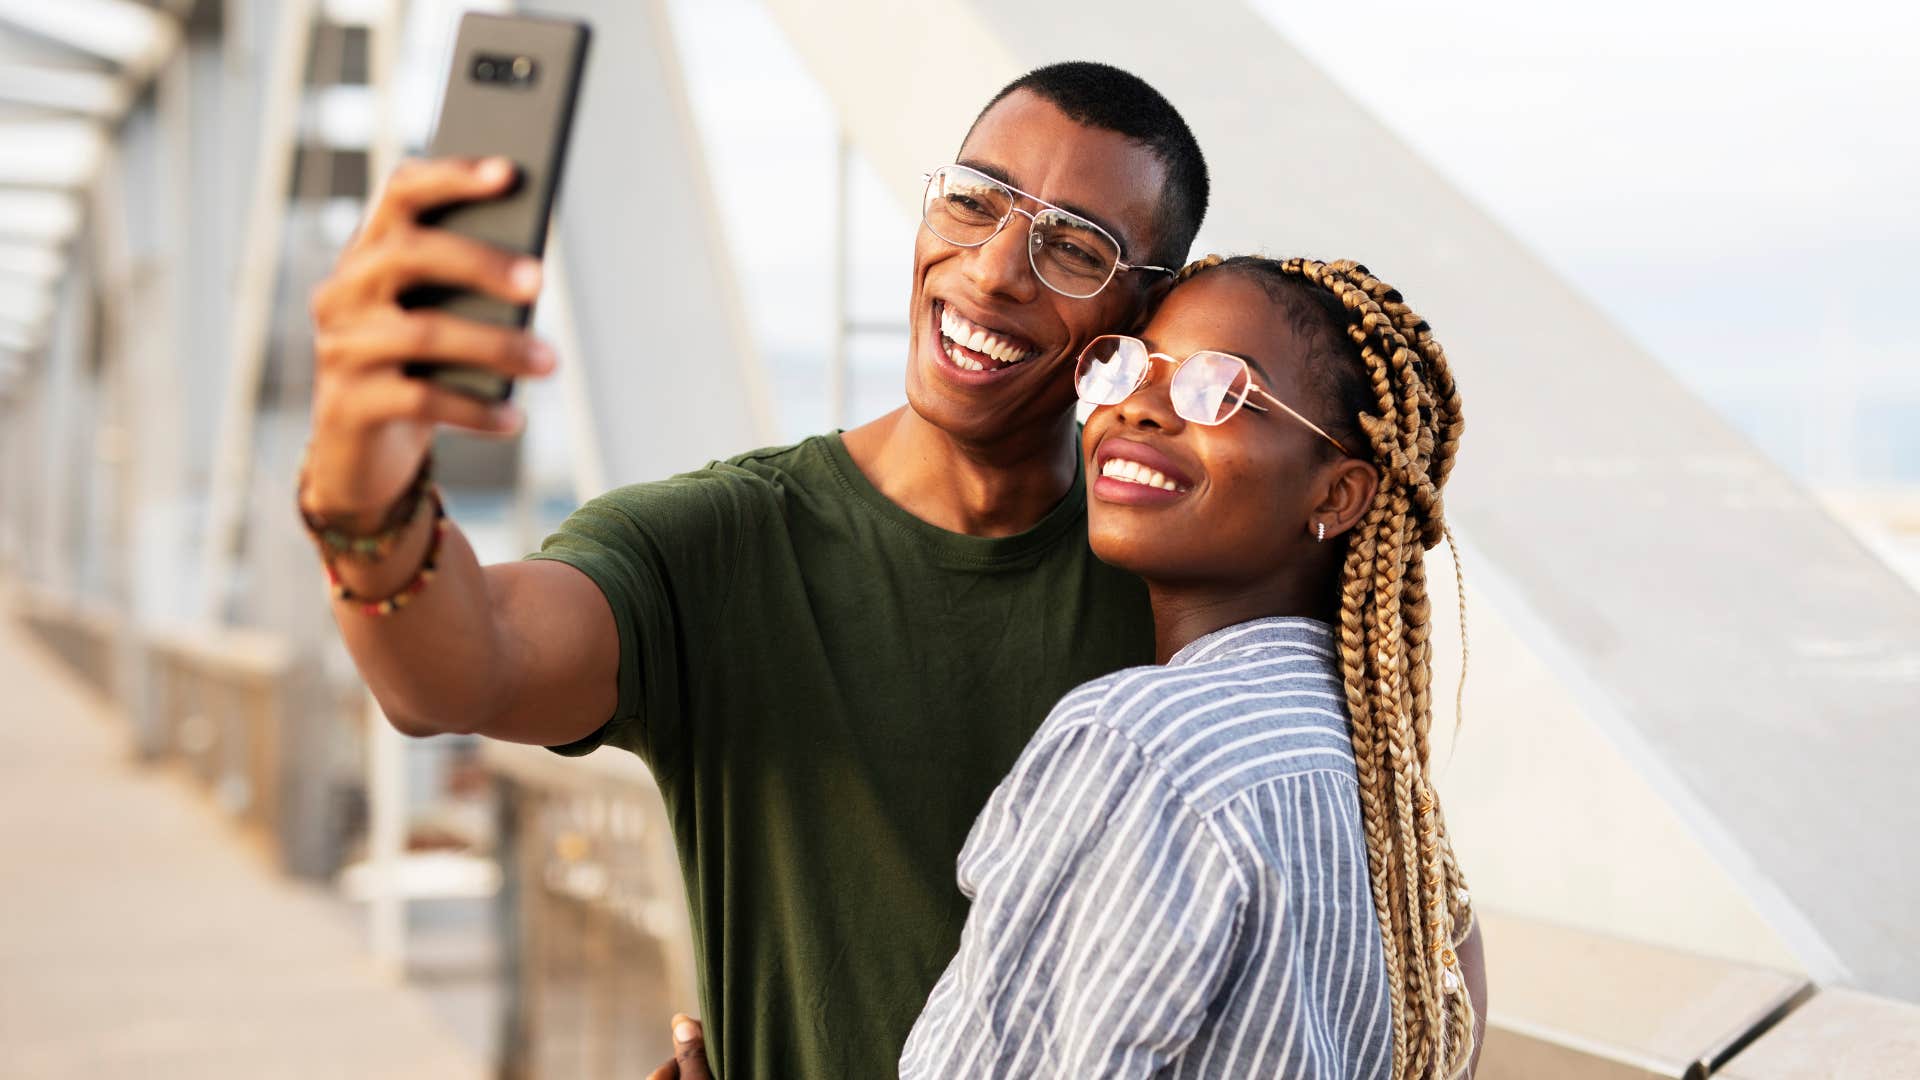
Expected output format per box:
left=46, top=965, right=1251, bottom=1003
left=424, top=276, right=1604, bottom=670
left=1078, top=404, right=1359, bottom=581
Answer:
left=818, top=431, right=1089, bottom=567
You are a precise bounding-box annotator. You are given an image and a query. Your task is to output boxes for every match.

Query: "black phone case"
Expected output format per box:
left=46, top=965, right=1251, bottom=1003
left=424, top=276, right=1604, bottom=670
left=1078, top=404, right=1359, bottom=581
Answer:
left=401, top=13, right=590, bottom=402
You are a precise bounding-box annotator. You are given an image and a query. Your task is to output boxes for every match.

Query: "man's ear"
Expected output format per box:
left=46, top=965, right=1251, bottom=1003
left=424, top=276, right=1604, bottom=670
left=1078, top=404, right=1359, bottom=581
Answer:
left=1318, top=457, right=1380, bottom=540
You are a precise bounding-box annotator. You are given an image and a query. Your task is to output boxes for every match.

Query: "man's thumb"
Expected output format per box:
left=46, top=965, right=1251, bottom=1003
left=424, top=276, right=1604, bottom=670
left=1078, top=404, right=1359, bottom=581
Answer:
left=672, top=1014, right=711, bottom=1079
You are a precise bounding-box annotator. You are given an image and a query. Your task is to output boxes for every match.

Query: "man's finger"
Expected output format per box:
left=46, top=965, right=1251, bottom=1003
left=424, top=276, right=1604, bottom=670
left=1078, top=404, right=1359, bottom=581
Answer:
left=644, top=1059, right=679, bottom=1080
left=320, top=310, right=556, bottom=379
left=373, top=228, right=543, bottom=309
left=672, top=1014, right=713, bottom=1080
left=328, top=370, right=523, bottom=436
left=364, top=156, right=517, bottom=241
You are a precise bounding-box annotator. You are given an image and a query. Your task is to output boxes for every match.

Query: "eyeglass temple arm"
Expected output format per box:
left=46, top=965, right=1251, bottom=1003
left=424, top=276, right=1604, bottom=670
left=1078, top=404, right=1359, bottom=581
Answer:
left=1248, top=386, right=1351, bottom=457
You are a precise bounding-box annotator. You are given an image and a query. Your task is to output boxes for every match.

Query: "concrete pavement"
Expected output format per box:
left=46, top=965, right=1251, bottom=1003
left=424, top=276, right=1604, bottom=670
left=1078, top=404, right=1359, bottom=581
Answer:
left=0, top=604, right=484, bottom=1079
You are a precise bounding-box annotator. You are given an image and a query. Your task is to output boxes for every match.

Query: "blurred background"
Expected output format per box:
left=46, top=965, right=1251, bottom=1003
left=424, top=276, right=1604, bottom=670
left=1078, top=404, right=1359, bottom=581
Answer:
left=1, top=0, right=1917, bottom=1077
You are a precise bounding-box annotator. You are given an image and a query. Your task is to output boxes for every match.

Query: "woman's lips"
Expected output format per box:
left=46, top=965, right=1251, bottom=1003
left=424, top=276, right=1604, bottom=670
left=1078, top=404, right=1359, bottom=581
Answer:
left=1091, top=437, right=1198, bottom=506
left=1094, top=437, right=1197, bottom=487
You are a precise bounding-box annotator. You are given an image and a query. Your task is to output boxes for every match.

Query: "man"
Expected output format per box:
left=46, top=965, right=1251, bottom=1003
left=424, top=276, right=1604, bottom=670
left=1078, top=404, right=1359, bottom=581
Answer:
left=302, top=62, right=1207, bottom=1076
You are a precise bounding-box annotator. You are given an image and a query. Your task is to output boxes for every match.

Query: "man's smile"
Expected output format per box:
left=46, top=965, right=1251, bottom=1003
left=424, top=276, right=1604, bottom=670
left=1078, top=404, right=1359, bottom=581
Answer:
left=931, top=299, right=1039, bottom=374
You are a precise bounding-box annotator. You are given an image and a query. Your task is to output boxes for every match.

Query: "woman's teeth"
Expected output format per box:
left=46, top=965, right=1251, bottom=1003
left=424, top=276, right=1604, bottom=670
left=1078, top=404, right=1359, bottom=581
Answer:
left=1100, top=457, right=1187, bottom=492
left=940, top=304, right=1034, bottom=370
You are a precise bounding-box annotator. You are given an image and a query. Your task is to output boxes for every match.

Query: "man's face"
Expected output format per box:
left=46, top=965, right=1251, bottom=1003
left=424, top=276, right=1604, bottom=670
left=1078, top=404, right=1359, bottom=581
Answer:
left=907, top=91, right=1171, bottom=448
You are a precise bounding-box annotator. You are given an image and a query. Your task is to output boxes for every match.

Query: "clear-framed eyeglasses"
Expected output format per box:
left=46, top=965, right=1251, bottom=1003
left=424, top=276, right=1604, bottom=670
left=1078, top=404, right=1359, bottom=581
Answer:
left=1074, top=334, right=1351, bottom=454
left=920, top=164, right=1175, bottom=299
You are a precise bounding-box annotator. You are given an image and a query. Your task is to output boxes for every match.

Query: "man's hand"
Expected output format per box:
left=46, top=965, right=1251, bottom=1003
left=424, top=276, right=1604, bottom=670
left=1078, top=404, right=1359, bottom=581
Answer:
left=304, top=156, right=556, bottom=526
left=645, top=1014, right=712, bottom=1080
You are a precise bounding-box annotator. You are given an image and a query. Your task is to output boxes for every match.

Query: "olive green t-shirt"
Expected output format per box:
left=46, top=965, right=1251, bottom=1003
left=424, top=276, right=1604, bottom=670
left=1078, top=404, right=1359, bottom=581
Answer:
left=525, top=433, right=1152, bottom=1079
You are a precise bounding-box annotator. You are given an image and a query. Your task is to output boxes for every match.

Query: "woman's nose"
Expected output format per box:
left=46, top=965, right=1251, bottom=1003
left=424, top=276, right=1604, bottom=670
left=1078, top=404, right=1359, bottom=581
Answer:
left=1114, top=357, right=1184, bottom=431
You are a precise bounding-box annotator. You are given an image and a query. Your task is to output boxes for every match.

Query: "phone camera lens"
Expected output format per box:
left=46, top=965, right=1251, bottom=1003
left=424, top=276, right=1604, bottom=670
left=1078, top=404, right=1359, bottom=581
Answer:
left=475, top=59, right=496, bottom=80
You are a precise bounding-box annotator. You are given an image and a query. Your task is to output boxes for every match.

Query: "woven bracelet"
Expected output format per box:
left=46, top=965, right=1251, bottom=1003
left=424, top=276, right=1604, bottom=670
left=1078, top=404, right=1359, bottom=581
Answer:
left=299, top=452, right=435, bottom=563
left=324, top=488, right=447, bottom=617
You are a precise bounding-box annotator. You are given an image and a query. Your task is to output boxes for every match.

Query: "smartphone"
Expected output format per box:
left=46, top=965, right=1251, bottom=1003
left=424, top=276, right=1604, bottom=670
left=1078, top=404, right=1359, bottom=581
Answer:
left=401, top=12, right=591, bottom=402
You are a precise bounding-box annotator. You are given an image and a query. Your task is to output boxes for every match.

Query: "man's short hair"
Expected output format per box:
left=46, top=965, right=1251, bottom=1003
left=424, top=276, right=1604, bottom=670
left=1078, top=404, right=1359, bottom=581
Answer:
left=971, top=61, right=1209, bottom=268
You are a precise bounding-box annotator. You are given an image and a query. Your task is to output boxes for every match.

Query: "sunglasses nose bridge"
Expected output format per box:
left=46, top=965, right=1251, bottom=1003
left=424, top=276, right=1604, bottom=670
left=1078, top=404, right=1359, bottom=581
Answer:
left=1106, top=349, right=1185, bottom=428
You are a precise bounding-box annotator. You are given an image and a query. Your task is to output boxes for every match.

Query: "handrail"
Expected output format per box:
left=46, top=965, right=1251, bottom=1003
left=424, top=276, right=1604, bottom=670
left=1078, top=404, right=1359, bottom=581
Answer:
left=486, top=739, right=696, bottom=1078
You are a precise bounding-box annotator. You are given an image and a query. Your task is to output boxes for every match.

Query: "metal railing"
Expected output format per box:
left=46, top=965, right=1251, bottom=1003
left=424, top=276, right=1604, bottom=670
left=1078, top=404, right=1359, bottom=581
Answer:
left=13, top=584, right=119, bottom=695
left=143, top=623, right=294, bottom=844
left=11, top=586, right=359, bottom=876
left=16, top=588, right=1920, bottom=1077
left=487, top=741, right=697, bottom=1080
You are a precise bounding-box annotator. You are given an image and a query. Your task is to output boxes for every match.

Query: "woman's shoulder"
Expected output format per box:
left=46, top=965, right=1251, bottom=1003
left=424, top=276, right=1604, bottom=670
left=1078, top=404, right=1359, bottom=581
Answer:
left=1037, top=656, right=1358, bottom=812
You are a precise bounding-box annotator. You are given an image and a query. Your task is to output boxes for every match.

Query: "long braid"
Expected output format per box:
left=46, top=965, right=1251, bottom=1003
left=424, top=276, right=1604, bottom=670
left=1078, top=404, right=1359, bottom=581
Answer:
left=1179, top=255, right=1476, bottom=1078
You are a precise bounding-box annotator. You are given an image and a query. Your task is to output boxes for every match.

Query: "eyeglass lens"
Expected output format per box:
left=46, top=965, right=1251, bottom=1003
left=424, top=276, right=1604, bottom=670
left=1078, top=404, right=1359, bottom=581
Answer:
left=923, top=166, right=1122, bottom=298
left=1073, top=337, right=1253, bottom=425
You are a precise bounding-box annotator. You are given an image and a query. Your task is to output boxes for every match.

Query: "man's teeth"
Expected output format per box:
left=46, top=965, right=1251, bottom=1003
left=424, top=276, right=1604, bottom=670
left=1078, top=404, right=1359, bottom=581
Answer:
left=1100, top=457, right=1186, bottom=492
left=940, top=304, right=1034, bottom=367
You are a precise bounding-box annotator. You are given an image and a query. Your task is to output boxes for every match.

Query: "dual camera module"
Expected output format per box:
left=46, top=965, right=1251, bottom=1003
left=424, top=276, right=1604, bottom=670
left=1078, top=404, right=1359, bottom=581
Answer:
left=472, top=53, right=536, bottom=87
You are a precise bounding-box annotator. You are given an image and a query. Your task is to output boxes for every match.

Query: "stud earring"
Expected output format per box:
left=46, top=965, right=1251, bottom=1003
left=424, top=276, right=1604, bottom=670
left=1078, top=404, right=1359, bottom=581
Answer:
left=1316, top=522, right=1327, bottom=543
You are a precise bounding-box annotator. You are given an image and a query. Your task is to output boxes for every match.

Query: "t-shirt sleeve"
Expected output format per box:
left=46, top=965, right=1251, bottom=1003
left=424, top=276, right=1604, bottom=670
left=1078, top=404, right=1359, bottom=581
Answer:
left=899, top=718, right=1247, bottom=1079
left=522, top=466, right=767, bottom=764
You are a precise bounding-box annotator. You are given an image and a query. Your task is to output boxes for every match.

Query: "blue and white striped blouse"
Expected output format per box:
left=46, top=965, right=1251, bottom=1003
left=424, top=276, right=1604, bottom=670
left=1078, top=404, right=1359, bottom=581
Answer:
left=900, top=617, right=1394, bottom=1079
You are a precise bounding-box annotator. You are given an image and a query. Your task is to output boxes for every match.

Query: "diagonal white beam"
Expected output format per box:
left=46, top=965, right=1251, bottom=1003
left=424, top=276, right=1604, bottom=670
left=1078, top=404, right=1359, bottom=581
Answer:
left=0, top=321, right=36, bottom=351
left=515, top=0, right=777, bottom=477
left=0, top=0, right=178, bottom=79
left=0, top=280, right=52, bottom=327
left=0, top=62, right=131, bottom=116
left=765, top=0, right=1920, bottom=1001
left=0, top=242, right=64, bottom=285
left=0, top=119, right=109, bottom=186
left=0, top=190, right=82, bottom=244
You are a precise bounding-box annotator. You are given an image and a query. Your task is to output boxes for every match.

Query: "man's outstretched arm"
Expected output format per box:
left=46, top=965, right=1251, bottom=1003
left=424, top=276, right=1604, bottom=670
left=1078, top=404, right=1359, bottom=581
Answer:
left=302, top=157, right=615, bottom=747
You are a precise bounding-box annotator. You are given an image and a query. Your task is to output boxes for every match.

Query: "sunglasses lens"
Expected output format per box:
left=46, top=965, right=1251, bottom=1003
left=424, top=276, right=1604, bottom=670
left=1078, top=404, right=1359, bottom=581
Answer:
left=1030, top=209, right=1121, bottom=298
left=1170, top=352, right=1251, bottom=424
left=923, top=167, right=1011, bottom=246
left=1074, top=336, right=1147, bottom=406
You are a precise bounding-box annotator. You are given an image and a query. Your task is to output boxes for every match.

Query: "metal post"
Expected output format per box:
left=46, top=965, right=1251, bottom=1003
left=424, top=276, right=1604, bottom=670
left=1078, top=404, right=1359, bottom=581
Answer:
left=539, top=237, right=608, bottom=504
left=827, top=130, right=851, bottom=430
left=367, top=689, right=407, bottom=978
left=198, top=0, right=316, bottom=623
left=362, top=0, right=411, bottom=980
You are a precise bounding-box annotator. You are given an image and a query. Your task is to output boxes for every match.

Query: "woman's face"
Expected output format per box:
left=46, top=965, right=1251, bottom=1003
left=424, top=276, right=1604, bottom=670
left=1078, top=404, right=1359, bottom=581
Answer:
left=1081, top=271, right=1359, bottom=587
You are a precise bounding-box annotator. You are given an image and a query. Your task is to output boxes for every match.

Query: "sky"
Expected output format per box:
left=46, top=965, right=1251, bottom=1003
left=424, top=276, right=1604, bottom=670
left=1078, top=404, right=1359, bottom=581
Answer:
left=661, top=0, right=1919, bottom=486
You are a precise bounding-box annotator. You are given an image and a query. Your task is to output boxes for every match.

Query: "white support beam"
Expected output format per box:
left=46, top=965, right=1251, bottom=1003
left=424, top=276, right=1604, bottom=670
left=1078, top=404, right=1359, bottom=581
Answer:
left=0, top=243, right=66, bottom=286
left=0, top=0, right=179, bottom=81
left=0, top=63, right=132, bottom=117
left=0, top=321, right=36, bottom=351
left=518, top=0, right=777, bottom=479
left=765, top=0, right=1920, bottom=1001
left=0, top=190, right=83, bottom=245
left=0, top=119, right=110, bottom=187
left=198, top=0, right=315, bottom=622
left=0, top=281, right=52, bottom=328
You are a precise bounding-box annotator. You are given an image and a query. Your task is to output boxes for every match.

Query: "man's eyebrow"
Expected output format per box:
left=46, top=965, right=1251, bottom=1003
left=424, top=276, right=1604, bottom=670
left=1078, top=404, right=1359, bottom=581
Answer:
left=954, top=157, right=1135, bottom=254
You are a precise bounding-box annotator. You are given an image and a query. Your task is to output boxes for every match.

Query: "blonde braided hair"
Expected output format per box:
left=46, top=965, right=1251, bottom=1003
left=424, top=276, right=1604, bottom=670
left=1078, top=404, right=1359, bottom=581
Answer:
left=1176, top=253, right=1475, bottom=1078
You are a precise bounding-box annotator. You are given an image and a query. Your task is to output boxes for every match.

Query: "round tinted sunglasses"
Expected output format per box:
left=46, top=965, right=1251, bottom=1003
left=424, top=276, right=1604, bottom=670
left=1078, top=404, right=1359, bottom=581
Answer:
left=1074, top=335, right=1350, bottom=455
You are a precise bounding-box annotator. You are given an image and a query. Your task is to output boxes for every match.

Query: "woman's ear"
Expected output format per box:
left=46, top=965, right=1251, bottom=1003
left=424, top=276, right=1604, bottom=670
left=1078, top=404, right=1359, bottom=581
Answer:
left=1317, top=457, right=1379, bottom=540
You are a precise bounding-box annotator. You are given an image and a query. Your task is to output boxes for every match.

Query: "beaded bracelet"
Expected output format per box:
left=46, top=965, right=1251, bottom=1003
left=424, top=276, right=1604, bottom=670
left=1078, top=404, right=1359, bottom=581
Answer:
left=299, top=452, right=435, bottom=563
left=324, top=488, right=447, bottom=617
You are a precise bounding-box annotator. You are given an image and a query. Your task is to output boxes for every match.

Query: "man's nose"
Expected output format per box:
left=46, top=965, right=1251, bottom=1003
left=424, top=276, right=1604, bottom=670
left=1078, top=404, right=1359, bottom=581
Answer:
left=963, top=211, right=1040, bottom=303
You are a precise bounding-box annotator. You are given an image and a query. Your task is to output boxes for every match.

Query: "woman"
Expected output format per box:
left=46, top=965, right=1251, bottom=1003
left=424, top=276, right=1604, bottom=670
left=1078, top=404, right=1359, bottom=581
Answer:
left=900, top=256, right=1485, bottom=1078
